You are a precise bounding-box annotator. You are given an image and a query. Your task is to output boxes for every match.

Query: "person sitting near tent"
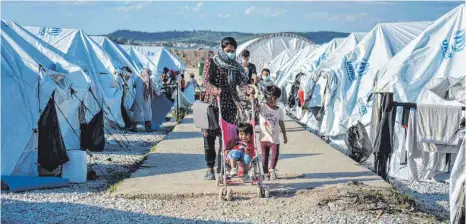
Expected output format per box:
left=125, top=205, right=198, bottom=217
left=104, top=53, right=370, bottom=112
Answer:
left=201, top=36, right=252, bottom=180
left=130, top=68, right=154, bottom=132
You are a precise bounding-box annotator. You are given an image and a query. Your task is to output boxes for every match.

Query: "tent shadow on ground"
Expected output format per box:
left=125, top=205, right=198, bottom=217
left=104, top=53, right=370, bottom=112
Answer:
left=277, top=153, right=320, bottom=160
left=1, top=199, right=247, bottom=224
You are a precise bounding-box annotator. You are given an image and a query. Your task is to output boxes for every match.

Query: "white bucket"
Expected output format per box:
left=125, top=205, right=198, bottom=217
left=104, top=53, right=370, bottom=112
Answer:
left=62, top=150, right=87, bottom=183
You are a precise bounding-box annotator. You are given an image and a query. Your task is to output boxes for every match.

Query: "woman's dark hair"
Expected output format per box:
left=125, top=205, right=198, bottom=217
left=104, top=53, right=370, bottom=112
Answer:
left=190, top=73, right=195, bottom=78
left=221, top=37, right=238, bottom=49
left=181, top=74, right=185, bottom=78
left=237, top=122, right=253, bottom=136
left=261, top=68, right=270, bottom=75
left=241, top=50, right=250, bottom=58
left=163, top=67, right=169, bottom=73
left=265, top=85, right=282, bottom=98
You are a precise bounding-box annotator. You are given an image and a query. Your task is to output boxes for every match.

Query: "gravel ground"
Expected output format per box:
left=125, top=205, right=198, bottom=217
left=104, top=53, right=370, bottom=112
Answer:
left=1, top=114, right=445, bottom=224
left=288, top=111, right=450, bottom=222
left=2, top=182, right=439, bottom=224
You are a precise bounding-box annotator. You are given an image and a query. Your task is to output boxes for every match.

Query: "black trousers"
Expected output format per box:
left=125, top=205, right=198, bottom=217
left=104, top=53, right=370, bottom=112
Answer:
left=204, top=135, right=222, bottom=173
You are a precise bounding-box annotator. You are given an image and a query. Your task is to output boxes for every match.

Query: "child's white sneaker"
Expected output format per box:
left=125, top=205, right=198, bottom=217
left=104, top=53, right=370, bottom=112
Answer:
left=269, top=169, right=277, bottom=181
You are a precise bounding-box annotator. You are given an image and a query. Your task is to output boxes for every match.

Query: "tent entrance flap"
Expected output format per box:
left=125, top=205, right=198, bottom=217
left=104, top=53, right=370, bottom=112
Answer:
left=80, top=110, right=105, bottom=152
left=38, top=92, right=69, bottom=172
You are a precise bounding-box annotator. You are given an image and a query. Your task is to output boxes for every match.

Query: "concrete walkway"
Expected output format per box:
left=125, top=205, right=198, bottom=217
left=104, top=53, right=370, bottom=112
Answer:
left=114, top=114, right=390, bottom=198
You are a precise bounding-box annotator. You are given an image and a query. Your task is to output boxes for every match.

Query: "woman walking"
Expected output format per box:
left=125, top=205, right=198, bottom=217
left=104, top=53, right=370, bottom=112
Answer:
left=201, top=37, right=251, bottom=180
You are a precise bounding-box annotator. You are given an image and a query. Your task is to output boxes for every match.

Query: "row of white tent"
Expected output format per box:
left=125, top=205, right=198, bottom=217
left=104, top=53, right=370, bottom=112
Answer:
left=244, top=4, right=464, bottom=223
left=1, top=20, right=185, bottom=178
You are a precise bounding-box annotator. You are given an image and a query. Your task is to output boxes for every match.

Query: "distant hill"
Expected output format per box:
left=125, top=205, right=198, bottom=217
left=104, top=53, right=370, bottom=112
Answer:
left=107, top=30, right=349, bottom=46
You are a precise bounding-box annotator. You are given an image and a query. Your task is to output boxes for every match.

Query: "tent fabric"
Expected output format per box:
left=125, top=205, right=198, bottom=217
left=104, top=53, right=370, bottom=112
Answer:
left=302, top=33, right=367, bottom=134
left=3, top=20, right=92, bottom=151
left=38, top=92, right=69, bottom=172
left=267, top=49, right=299, bottom=77
left=450, top=142, right=465, bottom=223
left=121, top=45, right=185, bottom=72
left=24, top=26, right=125, bottom=128
left=277, top=37, right=344, bottom=89
left=375, top=5, right=465, bottom=183
left=274, top=44, right=319, bottom=88
left=236, top=33, right=313, bottom=72
left=317, top=22, right=430, bottom=138
left=151, top=95, right=174, bottom=130
left=80, top=110, right=105, bottom=152
left=1, top=176, right=70, bottom=193
left=2, top=22, right=58, bottom=176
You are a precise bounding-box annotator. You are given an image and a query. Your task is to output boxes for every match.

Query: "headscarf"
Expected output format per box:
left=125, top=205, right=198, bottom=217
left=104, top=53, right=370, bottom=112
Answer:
left=141, top=68, right=154, bottom=100
left=212, top=47, right=248, bottom=90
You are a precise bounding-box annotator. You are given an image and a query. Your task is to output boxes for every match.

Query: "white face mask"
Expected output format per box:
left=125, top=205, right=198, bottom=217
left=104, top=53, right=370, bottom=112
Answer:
left=225, top=52, right=236, bottom=60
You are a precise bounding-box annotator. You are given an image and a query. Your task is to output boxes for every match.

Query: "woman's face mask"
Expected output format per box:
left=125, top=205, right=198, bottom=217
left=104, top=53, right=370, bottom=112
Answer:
left=225, top=51, right=236, bottom=60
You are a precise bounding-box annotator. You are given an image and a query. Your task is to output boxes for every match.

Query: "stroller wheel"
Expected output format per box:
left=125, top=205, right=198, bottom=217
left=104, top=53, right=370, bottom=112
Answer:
left=256, top=187, right=262, bottom=197
left=264, top=188, right=270, bottom=198
left=226, top=188, right=233, bottom=201
left=219, top=188, right=227, bottom=201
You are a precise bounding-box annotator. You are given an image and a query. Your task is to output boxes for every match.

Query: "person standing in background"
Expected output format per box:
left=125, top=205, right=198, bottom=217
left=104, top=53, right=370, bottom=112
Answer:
left=241, top=50, right=257, bottom=84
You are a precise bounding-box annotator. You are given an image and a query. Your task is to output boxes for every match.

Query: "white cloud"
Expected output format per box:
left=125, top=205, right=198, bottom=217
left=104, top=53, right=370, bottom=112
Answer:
left=305, top=12, right=368, bottom=22
left=117, top=1, right=151, bottom=12
left=217, top=13, right=232, bottom=19
left=185, top=2, right=204, bottom=13
left=244, top=6, right=287, bottom=17
left=63, top=12, right=73, bottom=17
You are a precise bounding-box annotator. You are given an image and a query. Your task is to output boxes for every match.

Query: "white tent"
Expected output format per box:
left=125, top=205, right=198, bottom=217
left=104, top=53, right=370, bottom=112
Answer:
left=121, top=45, right=185, bottom=73
left=274, top=44, right=320, bottom=88
left=375, top=6, right=465, bottom=220
left=4, top=21, right=92, bottom=152
left=235, top=33, right=313, bottom=71
left=301, top=32, right=367, bottom=133
left=267, top=49, right=298, bottom=78
left=2, top=22, right=65, bottom=176
left=317, top=22, right=431, bottom=139
left=289, top=37, right=345, bottom=125
left=90, top=36, right=146, bottom=122
left=374, top=4, right=465, bottom=179
left=24, top=26, right=125, bottom=127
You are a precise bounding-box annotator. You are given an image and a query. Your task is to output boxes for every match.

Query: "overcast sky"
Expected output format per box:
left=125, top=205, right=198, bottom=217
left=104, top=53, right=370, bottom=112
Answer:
left=2, top=1, right=463, bottom=35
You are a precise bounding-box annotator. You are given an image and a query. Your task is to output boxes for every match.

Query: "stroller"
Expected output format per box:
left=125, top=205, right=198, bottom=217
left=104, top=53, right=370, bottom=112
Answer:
left=216, top=95, right=269, bottom=201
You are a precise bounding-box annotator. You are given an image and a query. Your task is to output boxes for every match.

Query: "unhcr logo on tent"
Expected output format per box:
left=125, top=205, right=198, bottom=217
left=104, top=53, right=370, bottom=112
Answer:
left=314, top=53, right=327, bottom=69
left=357, top=97, right=367, bottom=116
left=345, top=58, right=356, bottom=82
left=357, top=59, right=370, bottom=78
left=452, top=29, right=465, bottom=52
left=442, top=29, right=465, bottom=58
left=37, top=27, right=62, bottom=37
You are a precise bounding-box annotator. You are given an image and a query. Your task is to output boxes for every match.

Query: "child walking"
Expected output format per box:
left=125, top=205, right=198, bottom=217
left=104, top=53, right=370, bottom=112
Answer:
left=251, top=85, right=287, bottom=181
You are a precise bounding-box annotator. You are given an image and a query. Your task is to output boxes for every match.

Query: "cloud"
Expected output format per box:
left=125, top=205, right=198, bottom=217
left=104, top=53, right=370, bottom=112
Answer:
left=185, top=2, right=204, bottom=13
left=63, top=12, right=73, bottom=17
left=217, top=13, right=231, bottom=18
left=305, top=12, right=369, bottom=22
left=117, top=1, right=151, bottom=12
left=244, top=6, right=287, bottom=17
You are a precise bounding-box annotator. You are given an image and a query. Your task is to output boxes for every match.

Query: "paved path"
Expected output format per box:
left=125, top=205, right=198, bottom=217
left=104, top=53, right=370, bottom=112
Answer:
left=114, top=114, right=390, bottom=199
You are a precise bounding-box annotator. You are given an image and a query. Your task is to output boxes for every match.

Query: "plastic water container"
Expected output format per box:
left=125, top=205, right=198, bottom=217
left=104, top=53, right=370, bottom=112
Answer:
left=62, top=150, right=87, bottom=183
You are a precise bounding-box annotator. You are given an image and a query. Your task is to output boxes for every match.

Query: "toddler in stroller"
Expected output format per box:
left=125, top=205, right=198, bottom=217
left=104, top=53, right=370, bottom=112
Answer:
left=225, top=123, right=255, bottom=182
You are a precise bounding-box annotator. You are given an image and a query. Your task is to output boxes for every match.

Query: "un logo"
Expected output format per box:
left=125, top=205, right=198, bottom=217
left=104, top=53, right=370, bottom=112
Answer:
left=441, top=29, right=465, bottom=59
